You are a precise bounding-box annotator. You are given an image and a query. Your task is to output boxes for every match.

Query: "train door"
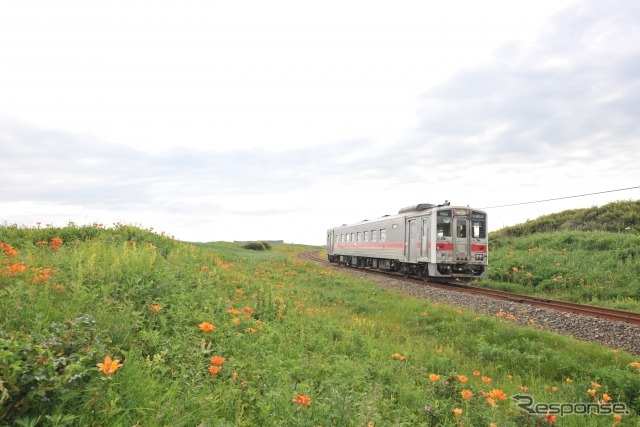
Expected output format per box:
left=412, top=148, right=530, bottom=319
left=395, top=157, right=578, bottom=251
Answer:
left=407, top=219, right=419, bottom=263
left=421, top=217, right=430, bottom=260
left=453, top=218, right=470, bottom=261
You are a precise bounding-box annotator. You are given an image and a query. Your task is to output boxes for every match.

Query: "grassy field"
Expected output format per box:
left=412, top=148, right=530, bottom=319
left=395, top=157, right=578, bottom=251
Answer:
left=477, top=202, right=640, bottom=312
left=1, top=223, right=639, bottom=426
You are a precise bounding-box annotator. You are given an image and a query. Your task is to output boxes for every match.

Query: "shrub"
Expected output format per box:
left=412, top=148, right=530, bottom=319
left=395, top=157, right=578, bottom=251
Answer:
left=243, top=242, right=266, bottom=251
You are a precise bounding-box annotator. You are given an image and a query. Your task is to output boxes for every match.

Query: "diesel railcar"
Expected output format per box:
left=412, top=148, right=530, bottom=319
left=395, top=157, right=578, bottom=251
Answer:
left=326, top=202, right=488, bottom=278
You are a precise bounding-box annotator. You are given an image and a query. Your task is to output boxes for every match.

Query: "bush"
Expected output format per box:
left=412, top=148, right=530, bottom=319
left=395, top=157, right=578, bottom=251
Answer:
left=260, top=241, right=272, bottom=250
left=243, top=242, right=266, bottom=251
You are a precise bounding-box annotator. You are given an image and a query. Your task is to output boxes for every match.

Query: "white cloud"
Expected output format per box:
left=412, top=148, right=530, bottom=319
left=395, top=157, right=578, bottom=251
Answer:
left=1, top=0, right=639, bottom=244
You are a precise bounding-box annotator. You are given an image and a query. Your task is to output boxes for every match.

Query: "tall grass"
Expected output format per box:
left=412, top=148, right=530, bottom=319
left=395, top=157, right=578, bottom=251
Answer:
left=480, top=231, right=640, bottom=311
left=1, top=224, right=639, bottom=426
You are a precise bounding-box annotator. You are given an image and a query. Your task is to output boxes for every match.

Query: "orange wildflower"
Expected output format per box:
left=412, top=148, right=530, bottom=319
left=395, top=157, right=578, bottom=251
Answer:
left=97, top=355, right=123, bottom=376
left=151, top=304, right=162, bottom=312
left=199, top=322, right=215, bottom=332
left=209, top=365, right=221, bottom=375
left=630, top=361, right=640, bottom=368
left=242, top=307, right=254, bottom=314
left=50, top=237, right=63, bottom=250
left=544, top=413, right=557, bottom=424
left=453, top=408, right=463, bottom=418
left=587, top=389, right=596, bottom=397
left=33, top=273, right=50, bottom=283
left=429, top=373, right=440, bottom=382
left=520, top=386, right=528, bottom=392
left=614, top=414, right=622, bottom=424
left=1, top=242, right=17, bottom=256
left=486, top=397, right=496, bottom=407
left=565, top=377, right=572, bottom=384
left=460, top=389, right=474, bottom=399
left=482, top=376, right=492, bottom=384
left=591, top=381, right=601, bottom=388
left=473, top=370, right=481, bottom=376
left=246, top=327, right=258, bottom=333
left=458, top=375, right=468, bottom=383
left=488, top=389, right=507, bottom=401
left=209, top=356, right=226, bottom=366
left=227, top=308, right=241, bottom=316
left=293, top=394, right=312, bottom=406
left=7, top=263, right=27, bottom=274
left=200, top=265, right=209, bottom=271
left=391, top=353, right=406, bottom=361
left=602, top=393, right=612, bottom=403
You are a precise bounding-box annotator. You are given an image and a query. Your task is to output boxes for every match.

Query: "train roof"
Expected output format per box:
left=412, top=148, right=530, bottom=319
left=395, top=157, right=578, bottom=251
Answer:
left=329, top=202, right=488, bottom=230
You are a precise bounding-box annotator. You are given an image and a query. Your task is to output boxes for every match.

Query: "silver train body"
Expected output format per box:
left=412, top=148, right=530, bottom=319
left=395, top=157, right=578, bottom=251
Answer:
left=326, top=202, right=488, bottom=278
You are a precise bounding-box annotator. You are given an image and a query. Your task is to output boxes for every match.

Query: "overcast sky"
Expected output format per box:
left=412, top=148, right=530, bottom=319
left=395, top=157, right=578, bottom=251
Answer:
left=1, top=0, right=639, bottom=245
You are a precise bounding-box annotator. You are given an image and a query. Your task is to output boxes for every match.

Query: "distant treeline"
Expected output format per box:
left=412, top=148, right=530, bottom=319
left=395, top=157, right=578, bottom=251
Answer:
left=491, top=200, right=640, bottom=238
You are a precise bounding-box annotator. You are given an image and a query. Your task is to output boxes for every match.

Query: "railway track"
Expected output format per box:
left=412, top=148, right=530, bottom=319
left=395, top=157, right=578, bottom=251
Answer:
left=301, top=251, right=640, bottom=326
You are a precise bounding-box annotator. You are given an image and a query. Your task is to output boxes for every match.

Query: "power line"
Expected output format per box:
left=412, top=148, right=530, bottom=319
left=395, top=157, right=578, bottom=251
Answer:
left=480, top=185, right=640, bottom=209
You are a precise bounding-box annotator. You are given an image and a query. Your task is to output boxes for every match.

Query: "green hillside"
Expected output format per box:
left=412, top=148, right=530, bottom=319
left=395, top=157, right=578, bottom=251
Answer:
left=490, top=200, right=640, bottom=238
left=481, top=200, right=640, bottom=311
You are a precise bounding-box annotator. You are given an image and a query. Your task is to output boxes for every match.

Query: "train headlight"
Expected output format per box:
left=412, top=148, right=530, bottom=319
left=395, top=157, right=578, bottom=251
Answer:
left=475, top=254, right=484, bottom=261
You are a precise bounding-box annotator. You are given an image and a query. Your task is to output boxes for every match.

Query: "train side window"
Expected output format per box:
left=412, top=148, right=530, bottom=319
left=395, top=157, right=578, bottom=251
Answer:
left=352, top=233, right=356, bottom=242
left=357, top=232, right=362, bottom=242
left=364, top=231, right=369, bottom=242
left=380, top=229, right=387, bottom=242
left=372, top=230, right=378, bottom=242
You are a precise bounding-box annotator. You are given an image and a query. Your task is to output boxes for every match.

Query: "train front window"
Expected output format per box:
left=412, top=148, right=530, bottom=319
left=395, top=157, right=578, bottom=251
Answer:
left=456, top=219, right=467, bottom=238
left=437, top=210, right=452, bottom=238
left=471, top=212, right=487, bottom=238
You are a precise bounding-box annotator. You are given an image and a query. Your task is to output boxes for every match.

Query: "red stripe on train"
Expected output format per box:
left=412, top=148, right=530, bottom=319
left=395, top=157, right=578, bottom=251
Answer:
left=435, top=243, right=454, bottom=251
left=334, top=242, right=404, bottom=249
